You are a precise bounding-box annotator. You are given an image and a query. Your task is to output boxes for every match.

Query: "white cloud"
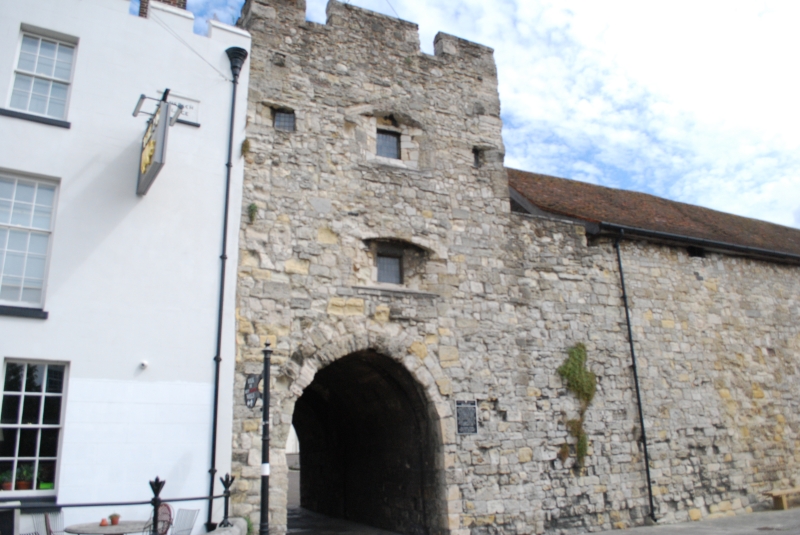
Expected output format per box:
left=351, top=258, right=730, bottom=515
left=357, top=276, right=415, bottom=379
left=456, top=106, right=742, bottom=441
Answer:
left=181, top=0, right=800, bottom=229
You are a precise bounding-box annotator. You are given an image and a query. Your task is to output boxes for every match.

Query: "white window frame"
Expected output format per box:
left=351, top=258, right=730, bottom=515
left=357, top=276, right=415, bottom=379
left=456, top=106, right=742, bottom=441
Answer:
left=0, top=172, right=59, bottom=309
left=0, top=359, right=68, bottom=498
left=7, top=26, right=78, bottom=121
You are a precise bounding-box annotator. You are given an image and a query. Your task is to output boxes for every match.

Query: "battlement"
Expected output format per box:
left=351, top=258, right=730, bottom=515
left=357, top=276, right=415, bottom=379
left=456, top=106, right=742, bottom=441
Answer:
left=240, top=0, right=496, bottom=76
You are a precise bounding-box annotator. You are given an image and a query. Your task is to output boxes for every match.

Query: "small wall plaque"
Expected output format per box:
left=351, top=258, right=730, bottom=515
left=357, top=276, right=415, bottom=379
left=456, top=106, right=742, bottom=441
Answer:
left=245, top=373, right=262, bottom=409
left=456, top=400, right=478, bottom=434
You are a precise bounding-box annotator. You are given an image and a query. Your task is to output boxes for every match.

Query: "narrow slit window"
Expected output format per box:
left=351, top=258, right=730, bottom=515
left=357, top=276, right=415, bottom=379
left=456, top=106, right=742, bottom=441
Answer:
left=376, top=130, right=401, bottom=159
left=274, top=110, right=295, bottom=132
left=473, top=148, right=483, bottom=168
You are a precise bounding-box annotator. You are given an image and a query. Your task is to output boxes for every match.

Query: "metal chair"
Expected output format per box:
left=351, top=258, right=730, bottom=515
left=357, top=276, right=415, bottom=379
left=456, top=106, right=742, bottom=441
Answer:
left=28, top=512, right=64, bottom=535
left=170, top=509, right=198, bottom=535
left=143, top=503, right=173, bottom=535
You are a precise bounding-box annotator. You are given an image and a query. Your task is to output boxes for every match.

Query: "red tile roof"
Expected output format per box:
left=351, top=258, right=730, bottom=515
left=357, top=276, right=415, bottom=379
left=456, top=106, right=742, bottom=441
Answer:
left=507, top=168, right=800, bottom=258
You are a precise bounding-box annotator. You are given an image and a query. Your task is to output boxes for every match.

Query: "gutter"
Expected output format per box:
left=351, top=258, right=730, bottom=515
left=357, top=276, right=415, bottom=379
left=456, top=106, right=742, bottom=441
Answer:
left=206, top=46, right=248, bottom=533
left=595, top=222, right=800, bottom=264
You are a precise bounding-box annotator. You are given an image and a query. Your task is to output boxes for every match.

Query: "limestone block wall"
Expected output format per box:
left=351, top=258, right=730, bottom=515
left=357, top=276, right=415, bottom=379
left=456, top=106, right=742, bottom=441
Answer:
left=232, top=1, right=800, bottom=534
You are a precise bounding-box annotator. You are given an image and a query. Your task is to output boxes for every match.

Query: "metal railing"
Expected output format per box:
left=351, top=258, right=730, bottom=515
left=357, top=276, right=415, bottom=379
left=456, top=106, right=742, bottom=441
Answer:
left=0, top=474, right=237, bottom=535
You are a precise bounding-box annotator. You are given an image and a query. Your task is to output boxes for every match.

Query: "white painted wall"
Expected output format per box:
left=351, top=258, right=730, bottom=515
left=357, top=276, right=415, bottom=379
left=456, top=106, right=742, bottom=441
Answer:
left=0, top=0, right=250, bottom=529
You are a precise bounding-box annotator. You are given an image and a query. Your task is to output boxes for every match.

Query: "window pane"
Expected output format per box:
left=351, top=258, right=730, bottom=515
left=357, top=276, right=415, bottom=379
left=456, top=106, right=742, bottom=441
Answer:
left=7, top=231, right=27, bottom=252
left=35, top=185, right=55, bottom=208
left=18, top=53, right=36, bottom=72
left=29, top=87, right=49, bottom=115
left=36, top=41, right=56, bottom=77
left=37, top=460, right=56, bottom=488
left=10, top=202, right=32, bottom=226
left=10, top=75, right=33, bottom=111
left=377, top=131, right=400, bottom=159
left=274, top=111, right=295, bottom=132
left=20, top=36, right=39, bottom=55
left=42, top=397, right=60, bottom=425
left=0, top=201, right=10, bottom=224
left=0, top=180, right=13, bottom=200
left=28, top=233, right=49, bottom=255
left=39, top=429, right=58, bottom=457
left=32, top=206, right=51, bottom=229
left=377, top=255, right=402, bottom=284
left=54, top=45, right=74, bottom=80
left=25, top=255, right=44, bottom=279
left=3, top=365, right=24, bottom=392
left=47, top=99, right=66, bottom=120
left=21, top=396, right=41, bottom=424
left=14, top=182, right=35, bottom=204
left=15, top=462, right=34, bottom=488
left=20, top=286, right=42, bottom=304
left=0, top=460, right=13, bottom=489
left=0, top=396, right=20, bottom=424
left=25, top=365, right=44, bottom=392
left=4, top=252, right=24, bottom=277
left=0, top=429, right=18, bottom=457
left=18, top=429, right=37, bottom=457
left=0, top=277, right=22, bottom=301
left=45, top=367, right=64, bottom=394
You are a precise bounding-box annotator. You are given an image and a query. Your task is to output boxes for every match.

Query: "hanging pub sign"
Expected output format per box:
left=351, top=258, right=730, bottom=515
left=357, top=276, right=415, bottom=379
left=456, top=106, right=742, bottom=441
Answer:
left=456, top=400, right=478, bottom=434
left=245, top=373, right=263, bottom=409
left=137, top=100, right=170, bottom=195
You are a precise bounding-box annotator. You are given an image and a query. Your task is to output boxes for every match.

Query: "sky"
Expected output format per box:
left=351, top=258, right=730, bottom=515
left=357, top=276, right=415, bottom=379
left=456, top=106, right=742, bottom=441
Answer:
left=133, top=0, right=800, bottom=230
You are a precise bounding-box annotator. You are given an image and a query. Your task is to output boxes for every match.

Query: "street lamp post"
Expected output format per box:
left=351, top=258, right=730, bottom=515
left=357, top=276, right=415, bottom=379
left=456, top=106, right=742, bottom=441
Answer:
left=260, top=342, right=272, bottom=535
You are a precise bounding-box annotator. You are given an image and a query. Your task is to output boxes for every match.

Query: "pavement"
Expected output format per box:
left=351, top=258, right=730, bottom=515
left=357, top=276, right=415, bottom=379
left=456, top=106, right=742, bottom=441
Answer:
left=287, top=507, right=800, bottom=535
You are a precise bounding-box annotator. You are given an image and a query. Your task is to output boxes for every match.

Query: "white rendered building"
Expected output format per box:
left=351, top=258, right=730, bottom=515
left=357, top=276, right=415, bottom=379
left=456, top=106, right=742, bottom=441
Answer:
left=0, top=0, right=250, bottom=529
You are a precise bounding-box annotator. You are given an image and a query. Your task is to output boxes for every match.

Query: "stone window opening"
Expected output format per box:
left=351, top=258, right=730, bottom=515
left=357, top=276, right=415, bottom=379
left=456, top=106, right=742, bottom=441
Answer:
left=272, top=108, right=295, bottom=132
left=473, top=147, right=483, bottom=168
left=687, top=246, right=705, bottom=258
left=364, top=239, right=428, bottom=289
left=376, top=130, right=401, bottom=159
left=376, top=245, right=403, bottom=284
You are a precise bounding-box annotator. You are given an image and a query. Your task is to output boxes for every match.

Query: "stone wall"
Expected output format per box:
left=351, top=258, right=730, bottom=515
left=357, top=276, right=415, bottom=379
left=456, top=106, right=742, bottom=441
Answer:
left=232, top=1, right=800, bottom=534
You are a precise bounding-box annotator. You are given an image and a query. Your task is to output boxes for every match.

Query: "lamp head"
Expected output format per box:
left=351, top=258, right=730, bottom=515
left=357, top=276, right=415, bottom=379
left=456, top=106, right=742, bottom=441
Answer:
left=226, top=47, right=249, bottom=80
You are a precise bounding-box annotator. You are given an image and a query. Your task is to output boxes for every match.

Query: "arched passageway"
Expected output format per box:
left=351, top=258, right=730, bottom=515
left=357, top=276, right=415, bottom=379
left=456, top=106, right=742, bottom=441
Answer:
left=292, top=350, right=443, bottom=535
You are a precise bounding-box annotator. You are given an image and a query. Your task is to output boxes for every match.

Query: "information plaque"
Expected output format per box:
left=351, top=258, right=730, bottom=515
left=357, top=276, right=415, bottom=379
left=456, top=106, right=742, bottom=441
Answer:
left=456, top=400, right=478, bottom=434
left=245, top=373, right=262, bottom=409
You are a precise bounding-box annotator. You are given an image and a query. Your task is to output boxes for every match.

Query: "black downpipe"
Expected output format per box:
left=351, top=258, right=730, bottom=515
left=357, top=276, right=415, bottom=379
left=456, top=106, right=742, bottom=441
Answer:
left=206, top=46, right=248, bottom=533
left=614, top=233, right=657, bottom=523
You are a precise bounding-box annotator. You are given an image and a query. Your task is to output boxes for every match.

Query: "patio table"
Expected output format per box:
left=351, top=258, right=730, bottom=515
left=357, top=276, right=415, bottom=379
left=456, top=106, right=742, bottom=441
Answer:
left=64, top=521, right=149, bottom=535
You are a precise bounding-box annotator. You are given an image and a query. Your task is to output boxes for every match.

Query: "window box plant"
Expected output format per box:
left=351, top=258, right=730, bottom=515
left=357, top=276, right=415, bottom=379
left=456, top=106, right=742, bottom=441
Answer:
left=0, top=471, right=12, bottom=491
left=15, top=465, right=34, bottom=490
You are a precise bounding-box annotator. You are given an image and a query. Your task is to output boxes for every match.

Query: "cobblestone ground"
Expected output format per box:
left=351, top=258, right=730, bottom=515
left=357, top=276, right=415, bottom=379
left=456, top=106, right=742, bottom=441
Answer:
left=287, top=507, right=800, bottom=535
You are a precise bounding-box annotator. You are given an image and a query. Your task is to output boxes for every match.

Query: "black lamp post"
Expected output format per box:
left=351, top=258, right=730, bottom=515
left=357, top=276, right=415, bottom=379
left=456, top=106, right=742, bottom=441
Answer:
left=260, top=342, right=272, bottom=535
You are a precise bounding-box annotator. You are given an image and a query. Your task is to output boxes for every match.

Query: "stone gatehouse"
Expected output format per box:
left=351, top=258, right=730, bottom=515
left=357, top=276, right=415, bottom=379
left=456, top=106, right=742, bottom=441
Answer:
left=230, top=1, right=800, bottom=534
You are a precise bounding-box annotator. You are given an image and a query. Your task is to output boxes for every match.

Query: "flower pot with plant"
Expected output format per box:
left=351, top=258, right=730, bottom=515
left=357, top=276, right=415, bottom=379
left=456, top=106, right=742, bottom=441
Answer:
left=0, top=471, right=12, bottom=491
left=109, top=514, right=120, bottom=526
left=15, top=465, right=33, bottom=490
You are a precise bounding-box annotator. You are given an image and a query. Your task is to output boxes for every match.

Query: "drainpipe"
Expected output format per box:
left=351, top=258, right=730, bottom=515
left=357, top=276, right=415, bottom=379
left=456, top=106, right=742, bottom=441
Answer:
left=206, top=45, right=248, bottom=533
left=613, top=232, right=657, bottom=523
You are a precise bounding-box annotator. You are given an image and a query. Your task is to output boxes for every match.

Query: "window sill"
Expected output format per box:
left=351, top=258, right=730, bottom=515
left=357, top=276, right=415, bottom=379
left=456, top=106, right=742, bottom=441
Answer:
left=0, top=108, right=70, bottom=129
left=353, top=285, right=439, bottom=299
left=0, top=306, right=48, bottom=319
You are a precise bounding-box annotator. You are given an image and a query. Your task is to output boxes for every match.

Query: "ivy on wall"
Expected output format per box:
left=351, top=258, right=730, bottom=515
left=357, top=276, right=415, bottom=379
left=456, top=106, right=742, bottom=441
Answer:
left=557, top=343, right=596, bottom=468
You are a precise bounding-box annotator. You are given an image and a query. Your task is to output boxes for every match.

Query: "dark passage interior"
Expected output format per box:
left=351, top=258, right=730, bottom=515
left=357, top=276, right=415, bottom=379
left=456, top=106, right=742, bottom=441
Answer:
left=292, top=351, right=442, bottom=535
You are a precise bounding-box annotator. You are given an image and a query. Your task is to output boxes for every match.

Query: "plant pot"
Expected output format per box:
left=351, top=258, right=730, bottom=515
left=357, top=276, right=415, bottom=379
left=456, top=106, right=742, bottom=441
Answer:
left=110, top=517, right=120, bottom=526
left=1, top=482, right=11, bottom=491
left=15, top=480, right=32, bottom=490
left=38, top=482, right=54, bottom=490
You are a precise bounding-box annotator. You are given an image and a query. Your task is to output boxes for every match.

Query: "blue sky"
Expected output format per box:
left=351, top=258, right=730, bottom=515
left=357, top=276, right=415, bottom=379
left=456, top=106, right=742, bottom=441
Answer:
left=134, top=0, right=800, bottom=229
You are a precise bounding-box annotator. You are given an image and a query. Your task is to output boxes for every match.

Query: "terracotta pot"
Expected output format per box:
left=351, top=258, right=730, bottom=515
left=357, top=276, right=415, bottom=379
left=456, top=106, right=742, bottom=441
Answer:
left=1, top=482, right=11, bottom=491
left=110, top=516, right=120, bottom=526
left=15, top=481, right=32, bottom=490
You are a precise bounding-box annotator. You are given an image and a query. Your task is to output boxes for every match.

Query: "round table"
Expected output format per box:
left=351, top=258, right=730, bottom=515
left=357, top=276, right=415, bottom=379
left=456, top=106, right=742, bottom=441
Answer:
left=64, top=521, right=149, bottom=535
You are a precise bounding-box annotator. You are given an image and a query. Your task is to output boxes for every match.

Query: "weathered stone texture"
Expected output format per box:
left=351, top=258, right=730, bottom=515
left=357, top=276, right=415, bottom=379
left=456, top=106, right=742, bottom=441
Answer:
left=232, top=1, right=800, bottom=534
